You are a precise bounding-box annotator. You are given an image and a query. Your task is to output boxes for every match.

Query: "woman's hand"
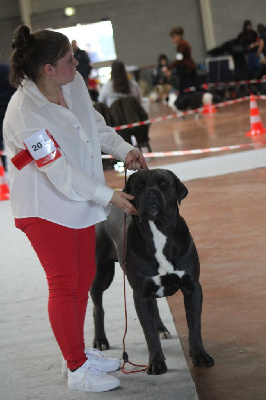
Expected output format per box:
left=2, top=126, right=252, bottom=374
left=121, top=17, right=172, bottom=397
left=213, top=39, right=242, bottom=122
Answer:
left=110, top=191, right=138, bottom=215
left=125, top=149, right=148, bottom=171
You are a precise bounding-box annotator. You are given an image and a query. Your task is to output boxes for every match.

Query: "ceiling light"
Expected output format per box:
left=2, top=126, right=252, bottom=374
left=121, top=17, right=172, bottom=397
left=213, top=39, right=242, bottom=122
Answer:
left=64, top=7, right=76, bottom=17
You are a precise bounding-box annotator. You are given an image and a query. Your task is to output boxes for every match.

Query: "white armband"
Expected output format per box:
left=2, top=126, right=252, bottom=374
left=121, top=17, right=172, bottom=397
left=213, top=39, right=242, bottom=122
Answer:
left=23, top=129, right=62, bottom=168
left=176, top=53, right=184, bottom=60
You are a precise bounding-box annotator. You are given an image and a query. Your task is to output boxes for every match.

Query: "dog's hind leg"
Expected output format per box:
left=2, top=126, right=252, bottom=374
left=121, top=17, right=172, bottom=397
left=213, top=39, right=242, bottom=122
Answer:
left=90, top=227, right=116, bottom=351
left=151, top=299, right=171, bottom=339
left=133, top=291, right=167, bottom=375
left=182, top=282, right=214, bottom=367
left=90, top=260, right=115, bottom=350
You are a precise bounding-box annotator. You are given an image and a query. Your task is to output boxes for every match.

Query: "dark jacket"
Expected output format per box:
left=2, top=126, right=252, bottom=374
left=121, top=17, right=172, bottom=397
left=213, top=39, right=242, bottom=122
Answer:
left=110, top=96, right=150, bottom=148
left=74, top=48, right=92, bottom=80
left=0, top=64, right=16, bottom=112
left=0, top=64, right=16, bottom=151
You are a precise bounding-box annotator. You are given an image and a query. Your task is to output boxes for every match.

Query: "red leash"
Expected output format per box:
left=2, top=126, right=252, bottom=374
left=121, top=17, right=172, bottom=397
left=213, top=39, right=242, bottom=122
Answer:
left=121, top=167, right=148, bottom=374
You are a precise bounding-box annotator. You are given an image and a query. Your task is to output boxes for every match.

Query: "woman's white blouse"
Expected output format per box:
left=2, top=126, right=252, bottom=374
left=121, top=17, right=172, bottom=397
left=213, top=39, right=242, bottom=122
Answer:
left=3, top=72, right=134, bottom=228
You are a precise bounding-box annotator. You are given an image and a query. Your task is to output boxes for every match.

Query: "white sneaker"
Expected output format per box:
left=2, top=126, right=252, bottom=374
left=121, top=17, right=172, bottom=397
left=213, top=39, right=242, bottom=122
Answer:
left=85, top=348, right=121, bottom=372
left=67, top=360, right=120, bottom=392
left=62, top=348, right=121, bottom=378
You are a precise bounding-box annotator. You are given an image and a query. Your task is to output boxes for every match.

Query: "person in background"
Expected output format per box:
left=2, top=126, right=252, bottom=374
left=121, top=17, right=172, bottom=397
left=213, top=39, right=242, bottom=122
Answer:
left=165, top=26, right=197, bottom=95
left=257, top=24, right=266, bottom=57
left=152, top=54, right=169, bottom=86
left=255, top=24, right=266, bottom=81
left=4, top=25, right=147, bottom=394
left=98, top=60, right=142, bottom=107
left=237, top=20, right=260, bottom=77
left=71, top=40, right=92, bottom=85
left=0, top=63, right=16, bottom=170
left=88, top=75, right=100, bottom=103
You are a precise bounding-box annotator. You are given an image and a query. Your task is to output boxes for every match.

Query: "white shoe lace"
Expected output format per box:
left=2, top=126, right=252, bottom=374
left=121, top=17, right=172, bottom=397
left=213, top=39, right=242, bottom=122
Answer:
left=86, top=348, right=106, bottom=360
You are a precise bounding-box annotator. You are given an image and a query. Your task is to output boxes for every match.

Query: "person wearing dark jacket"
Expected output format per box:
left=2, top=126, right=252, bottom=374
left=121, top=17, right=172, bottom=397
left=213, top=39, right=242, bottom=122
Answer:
left=0, top=63, right=16, bottom=169
left=71, top=40, right=92, bottom=85
left=166, top=26, right=197, bottom=94
left=237, top=20, right=259, bottom=77
left=152, top=54, right=169, bottom=86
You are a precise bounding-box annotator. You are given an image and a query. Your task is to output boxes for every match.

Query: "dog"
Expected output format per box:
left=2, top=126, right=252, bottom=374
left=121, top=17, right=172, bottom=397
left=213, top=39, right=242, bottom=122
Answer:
left=174, top=91, right=203, bottom=111
left=90, top=168, right=214, bottom=374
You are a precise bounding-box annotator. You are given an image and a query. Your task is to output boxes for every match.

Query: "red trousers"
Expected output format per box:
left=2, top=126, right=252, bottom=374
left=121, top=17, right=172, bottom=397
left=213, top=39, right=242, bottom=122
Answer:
left=15, top=217, right=96, bottom=370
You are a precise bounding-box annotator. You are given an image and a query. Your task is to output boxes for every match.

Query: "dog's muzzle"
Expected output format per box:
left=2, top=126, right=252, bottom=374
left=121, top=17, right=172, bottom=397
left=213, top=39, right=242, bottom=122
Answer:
left=139, top=188, right=167, bottom=221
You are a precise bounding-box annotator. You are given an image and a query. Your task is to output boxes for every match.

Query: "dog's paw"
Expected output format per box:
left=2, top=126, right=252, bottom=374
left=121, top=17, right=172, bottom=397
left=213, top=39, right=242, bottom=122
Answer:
left=143, top=274, right=182, bottom=298
left=147, top=359, right=167, bottom=375
left=191, top=350, right=214, bottom=367
left=158, top=328, right=171, bottom=339
left=142, top=278, right=160, bottom=298
left=93, top=337, right=110, bottom=351
left=163, top=285, right=180, bottom=297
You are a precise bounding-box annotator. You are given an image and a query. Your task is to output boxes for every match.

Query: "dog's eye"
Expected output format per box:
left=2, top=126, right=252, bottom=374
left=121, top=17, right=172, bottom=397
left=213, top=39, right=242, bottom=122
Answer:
left=137, top=180, right=146, bottom=189
left=158, top=180, right=167, bottom=188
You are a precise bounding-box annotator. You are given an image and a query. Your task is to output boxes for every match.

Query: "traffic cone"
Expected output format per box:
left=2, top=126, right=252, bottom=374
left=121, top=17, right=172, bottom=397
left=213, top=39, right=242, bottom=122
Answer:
left=201, top=92, right=217, bottom=114
left=245, top=94, right=266, bottom=136
left=0, top=157, right=10, bottom=201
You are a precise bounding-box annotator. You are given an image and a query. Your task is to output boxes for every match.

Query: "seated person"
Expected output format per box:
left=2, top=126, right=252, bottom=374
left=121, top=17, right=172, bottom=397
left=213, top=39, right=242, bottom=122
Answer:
left=98, top=60, right=142, bottom=108
left=152, top=54, right=169, bottom=86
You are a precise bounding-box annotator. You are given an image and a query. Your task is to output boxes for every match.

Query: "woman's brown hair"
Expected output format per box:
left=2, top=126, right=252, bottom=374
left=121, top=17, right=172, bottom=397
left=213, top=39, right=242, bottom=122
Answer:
left=9, top=25, right=70, bottom=88
left=111, top=60, right=130, bottom=94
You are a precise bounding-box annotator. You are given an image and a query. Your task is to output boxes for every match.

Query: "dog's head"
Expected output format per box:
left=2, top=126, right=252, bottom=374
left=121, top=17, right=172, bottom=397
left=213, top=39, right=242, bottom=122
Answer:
left=124, top=169, right=188, bottom=222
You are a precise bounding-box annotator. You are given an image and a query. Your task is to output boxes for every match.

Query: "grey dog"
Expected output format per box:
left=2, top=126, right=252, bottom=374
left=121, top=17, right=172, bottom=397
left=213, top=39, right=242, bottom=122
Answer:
left=90, top=168, right=214, bottom=374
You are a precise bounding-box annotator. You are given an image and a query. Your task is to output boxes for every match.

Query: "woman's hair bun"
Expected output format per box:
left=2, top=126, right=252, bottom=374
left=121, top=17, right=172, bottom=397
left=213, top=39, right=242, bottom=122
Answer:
left=12, top=25, right=32, bottom=50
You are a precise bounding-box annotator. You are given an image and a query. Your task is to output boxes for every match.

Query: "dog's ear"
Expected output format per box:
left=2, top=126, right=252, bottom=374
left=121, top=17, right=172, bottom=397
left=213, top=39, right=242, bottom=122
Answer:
left=177, top=180, right=188, bottom=204
left=168, top=171, right=188, bottom=204
left=123, top=172, right=135, bottom=194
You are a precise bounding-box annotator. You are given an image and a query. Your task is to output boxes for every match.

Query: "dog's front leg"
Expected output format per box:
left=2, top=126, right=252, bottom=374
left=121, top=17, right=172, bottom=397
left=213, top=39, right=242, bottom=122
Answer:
left=133, top=290, right=167, bottom=375
left=152, top=299, right=171, bottom=339
left=182, top=282, right=214, bottom=367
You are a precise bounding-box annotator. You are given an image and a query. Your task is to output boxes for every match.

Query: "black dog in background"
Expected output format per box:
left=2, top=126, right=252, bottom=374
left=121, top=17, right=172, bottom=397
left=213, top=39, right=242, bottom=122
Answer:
left=174, top=91, right=203, bottom=111
left=90, top=169, right=214, bottom=374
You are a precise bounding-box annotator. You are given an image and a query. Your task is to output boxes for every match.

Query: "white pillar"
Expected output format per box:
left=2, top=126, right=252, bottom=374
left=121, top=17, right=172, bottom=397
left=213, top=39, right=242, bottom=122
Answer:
left=18, top=0, right=32, bottom=29
left=199, top=0, right=216, bottom=51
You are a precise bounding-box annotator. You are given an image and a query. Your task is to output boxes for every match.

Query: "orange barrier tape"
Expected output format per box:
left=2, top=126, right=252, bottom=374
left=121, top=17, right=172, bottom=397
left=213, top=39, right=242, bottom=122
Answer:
left=115, top=95, right=266, bottom=131
left=102, top=141, right=266, bottom=159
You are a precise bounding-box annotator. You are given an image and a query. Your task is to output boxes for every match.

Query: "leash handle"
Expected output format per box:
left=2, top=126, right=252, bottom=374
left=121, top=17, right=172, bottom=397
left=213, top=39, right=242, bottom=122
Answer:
left=121, top=166, right=148, bottom=374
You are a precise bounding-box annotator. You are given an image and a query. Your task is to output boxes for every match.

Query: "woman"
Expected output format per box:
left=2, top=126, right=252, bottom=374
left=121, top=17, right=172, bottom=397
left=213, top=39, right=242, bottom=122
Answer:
left=237, top=20, right=259, bottom=77
left=166, top=26, right=197, bottom=95
left=3, top=25, right=147, bottom=393
left=98, top=60, right=142, bottom=107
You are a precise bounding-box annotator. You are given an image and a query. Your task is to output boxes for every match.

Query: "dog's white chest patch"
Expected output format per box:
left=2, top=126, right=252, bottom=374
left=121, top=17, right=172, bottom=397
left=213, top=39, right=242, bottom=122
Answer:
left=146, top=221, right=186, bottom=298
left=148, top=221, right=174, bottom=274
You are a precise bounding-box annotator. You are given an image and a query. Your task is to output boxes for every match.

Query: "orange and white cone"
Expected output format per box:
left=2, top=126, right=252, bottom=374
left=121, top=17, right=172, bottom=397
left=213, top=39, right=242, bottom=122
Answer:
left=245, top=94, right=266, bottom=136
left=0, top=157, right=10, bottom=201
